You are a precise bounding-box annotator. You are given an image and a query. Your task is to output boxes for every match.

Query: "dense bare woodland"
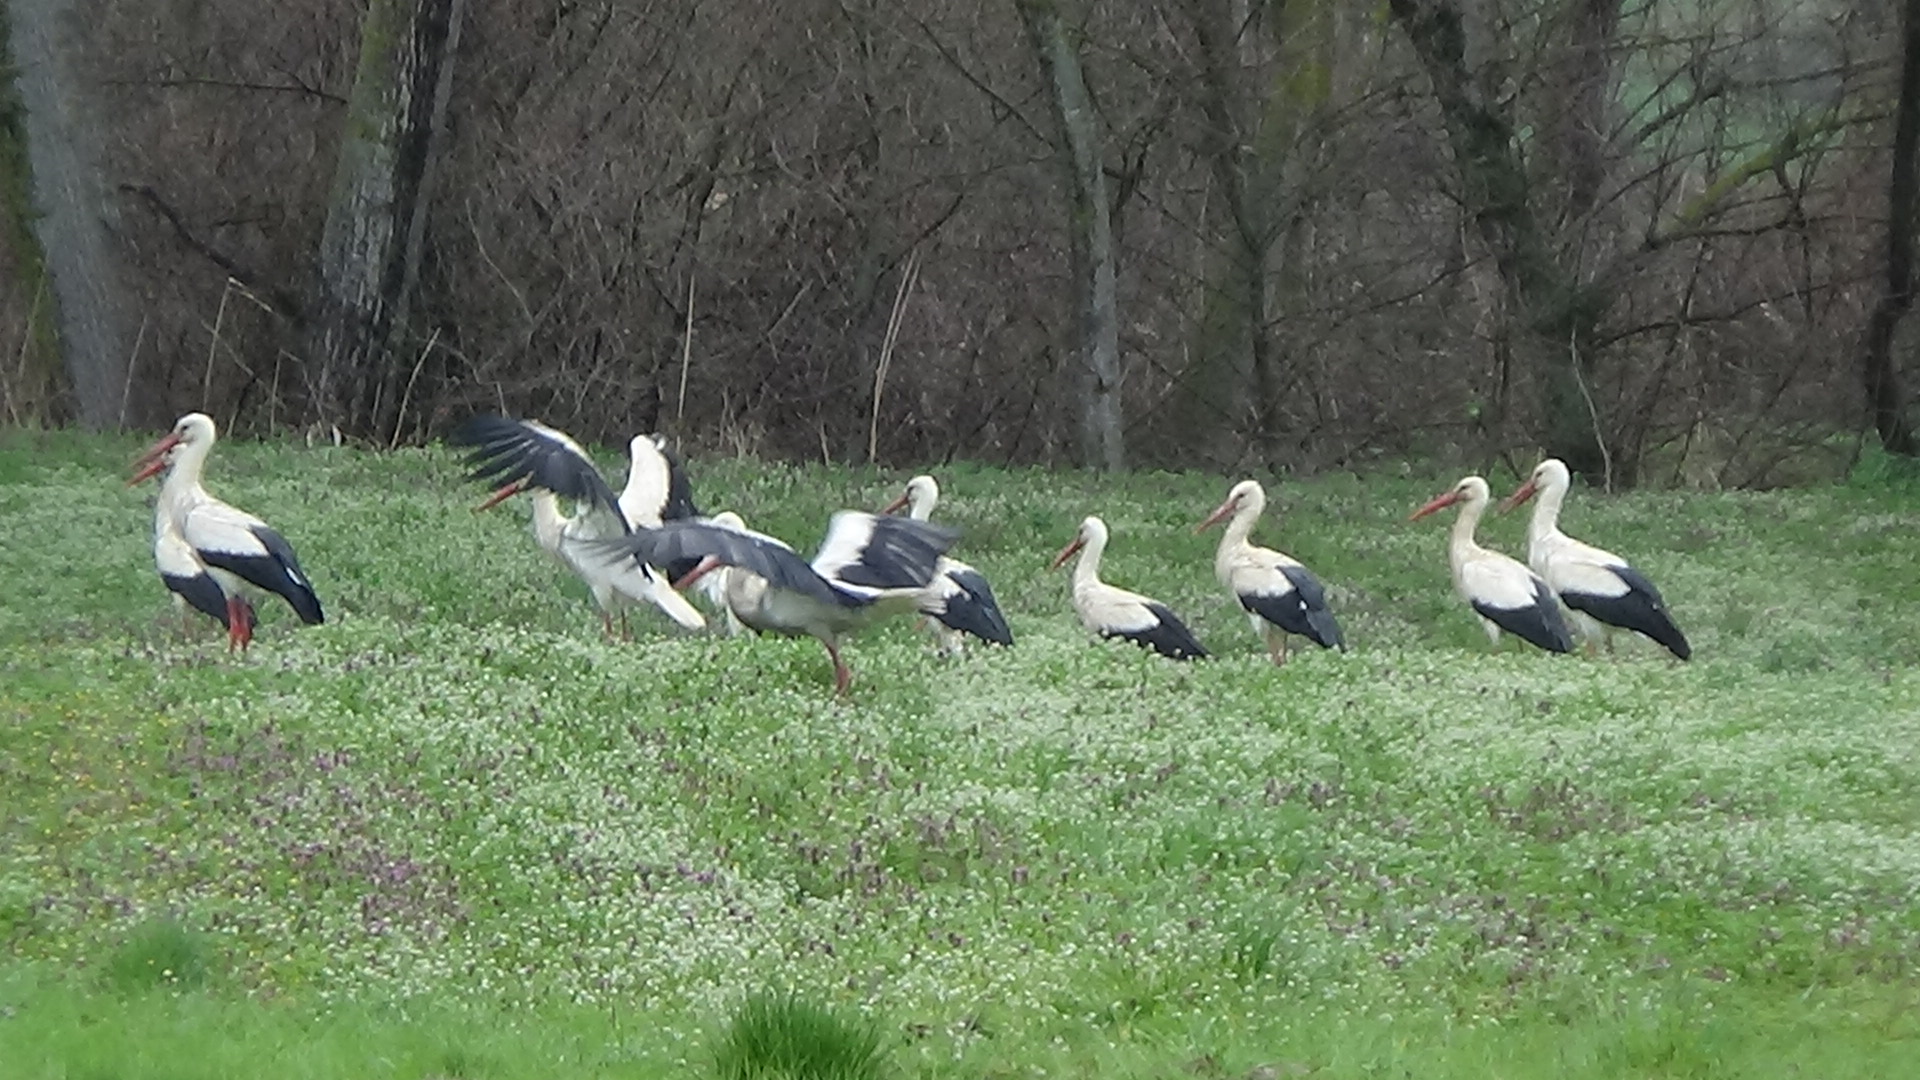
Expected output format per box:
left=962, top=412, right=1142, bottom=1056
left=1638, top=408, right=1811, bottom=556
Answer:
left=2, top=0, right=1915, bottom=484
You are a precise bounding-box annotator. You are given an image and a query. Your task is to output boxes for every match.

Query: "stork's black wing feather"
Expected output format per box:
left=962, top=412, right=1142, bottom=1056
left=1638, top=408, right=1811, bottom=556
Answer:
left=199, top=525, right=325, bottom=625
left=450, top=415, right=625, bottom=528
left=162, top=569, right=231, bottom=628
left=655, top=437, right=703, bottom=522
left=1563, top=563, right=1690, bottom=660
left=935, top=566, right=1014, bottom=646
left=1473, top=578, right=1574, bottom=654
left=822, top=514, right=960, bottom=591
left=589, top=522, right=856, bottom=608
left=1277, top=563, right=1343, bottom=650
left=1105, top=603, right=1208, bottom=660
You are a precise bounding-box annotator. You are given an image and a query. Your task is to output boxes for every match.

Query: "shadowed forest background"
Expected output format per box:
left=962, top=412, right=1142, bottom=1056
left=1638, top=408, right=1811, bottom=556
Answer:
left=4, top=0, right=1918, bottom=486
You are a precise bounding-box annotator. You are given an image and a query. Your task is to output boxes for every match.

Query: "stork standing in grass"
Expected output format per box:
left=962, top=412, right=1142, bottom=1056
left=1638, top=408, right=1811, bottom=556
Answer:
left=451, top=415, right=704, bottom=636
left=1197, top=479, right=1344, bottom=664
left=129, top=413, right=324, bottom=651
left=1501, top=458, right=1691, bottom=659
left=1051, top=516, right=1208, bottom=660
left=881, top=474, right=1013, bottom=654
left=594, top=510, right=959, bottom=695
left=1409, top=476, right=1573, bottom=654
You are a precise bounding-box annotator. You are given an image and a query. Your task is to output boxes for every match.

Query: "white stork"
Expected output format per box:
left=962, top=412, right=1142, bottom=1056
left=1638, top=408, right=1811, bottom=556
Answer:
left=128, top=413, right=325, bottom=651
left=1050, top=516, right=1208, bottom=661
left=1501, top=458, right=1691, bottom=660
left=592, top=510, right=959, bottom=695
left=451, top=415, right=705, bottom=636
left=1196, top=479, right=1344, bottom=663
left=881, top=475, right=1014, bottom=654
left=1410, top=476, right=1573, bottom=654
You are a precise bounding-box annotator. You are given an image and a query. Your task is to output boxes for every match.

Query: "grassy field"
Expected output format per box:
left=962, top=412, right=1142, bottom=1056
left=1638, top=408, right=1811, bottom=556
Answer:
left=2, top=427, right=1917, bottom=1078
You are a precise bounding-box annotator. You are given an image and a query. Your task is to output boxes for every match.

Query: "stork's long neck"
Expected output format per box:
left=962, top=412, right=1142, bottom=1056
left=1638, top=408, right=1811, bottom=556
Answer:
left=529, top=491, right=569, bottom=554
left=1072, top=532, right=1107, bottom=588
left=1449, top=494, right=1488, bottom=570
left=1222, top=500, right=1260, bottom=550
left=1527, top=480, right=1568, bottom=546
left=907, top=488, right=936, bottom=522
left=158, top=442, right=213, bottom=509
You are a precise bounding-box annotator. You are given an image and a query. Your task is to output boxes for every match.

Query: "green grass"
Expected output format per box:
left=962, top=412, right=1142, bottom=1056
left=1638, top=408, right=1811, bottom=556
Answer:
left=2, top=426, right=1918, bottom=1077
left=713, top=992, right=885, bottom=1080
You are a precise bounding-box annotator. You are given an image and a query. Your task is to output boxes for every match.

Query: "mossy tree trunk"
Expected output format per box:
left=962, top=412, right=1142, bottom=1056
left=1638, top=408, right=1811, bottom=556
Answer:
left=5, top=0, right=130, bottom=429
left=1016, top=0, right=1125, bottom=471
left=307, top=0, right=465, bottom=440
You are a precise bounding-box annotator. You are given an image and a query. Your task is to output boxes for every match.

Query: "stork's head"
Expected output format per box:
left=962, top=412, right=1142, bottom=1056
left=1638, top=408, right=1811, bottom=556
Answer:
left=628, top=433, right=669, bottom=472
left=1197, top=478, right=1266, bottom=533
left=1410, top=476, right=1490, bottom=521
left=882, top=474, right=939, bottom=518
left=129, top=413, right=217, bottom=485
left=1050, top=515, right=1106, bottom=570
left=1499, top=458, right=1570, bottom=513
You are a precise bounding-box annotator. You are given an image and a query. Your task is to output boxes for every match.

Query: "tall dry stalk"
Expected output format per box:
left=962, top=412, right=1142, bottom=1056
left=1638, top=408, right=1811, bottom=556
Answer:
left=677, top=271, right=696, bottom=426
left=868, top=248, right=921, bottom=463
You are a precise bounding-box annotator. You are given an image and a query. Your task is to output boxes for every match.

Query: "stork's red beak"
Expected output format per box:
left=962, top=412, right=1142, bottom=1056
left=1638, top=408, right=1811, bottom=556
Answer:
left=1409, top=490, right=1462, bottom=521
left=1498, top=478, right=1540, bottom=513
left=127, top=432, right=182, bottom=485
left=473, top=479, right=528, bottom=512
left=1049, top=537, right=1085, bottom=571
left=673, top=555, right=725, bottom=591
left=1195, top=500, right=1234, bottom=534
left=880, top=492, right=910, bottom=516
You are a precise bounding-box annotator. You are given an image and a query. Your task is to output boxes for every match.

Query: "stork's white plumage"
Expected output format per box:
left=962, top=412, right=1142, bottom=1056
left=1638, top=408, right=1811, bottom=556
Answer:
left=618, top=433, right=701, bottom=529
left=452, top=415, right=705, bottom=636
left=595, top=509, right=959, bottom=694
left=1197, top=479, right=1344, bottom=664
left=1050, top=516, right=1208, bottom=660
left=1502, top=459, right=1691, bottom=659
left=1410, top=476, right=1573, bottom=654
left=129, top=413, right=325, bottom=651
left=881, top=475, right=1013, bottom=654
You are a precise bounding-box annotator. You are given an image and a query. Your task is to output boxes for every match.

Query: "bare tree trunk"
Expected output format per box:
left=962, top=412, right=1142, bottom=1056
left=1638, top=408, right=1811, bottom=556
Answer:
left=1016, top=0, right=1124, bottom=470
left=1185, top=0, right=1275, bottom=459
left=307, top=0, right=465, bottom=440
left=7, top=0, right=129, bottom=429
left=1387, top=0, right=1609, bottom=479
left=1862, top=0, right=1920, bottom=458
left=1181, top=0, right=1334, bottom=464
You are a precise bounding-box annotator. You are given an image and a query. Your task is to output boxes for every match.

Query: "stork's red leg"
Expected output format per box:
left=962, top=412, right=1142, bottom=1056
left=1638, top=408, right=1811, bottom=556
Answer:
left=824, top=637, right=852, bottom=696
left=226, top=597, right=245, bottom=653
